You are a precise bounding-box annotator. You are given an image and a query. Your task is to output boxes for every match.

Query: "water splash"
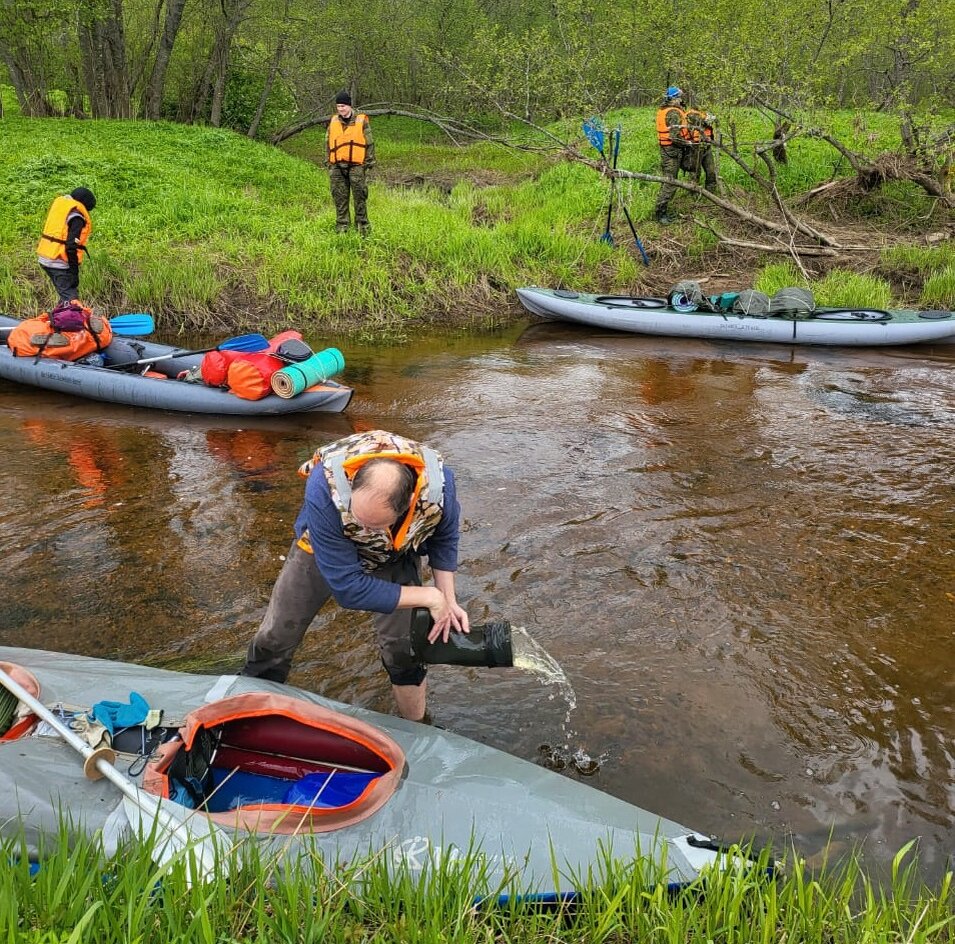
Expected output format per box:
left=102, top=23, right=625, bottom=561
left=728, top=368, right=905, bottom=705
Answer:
left=509, top=625, right=577, bottom=715
left=508, top=626, right=606, bottom=775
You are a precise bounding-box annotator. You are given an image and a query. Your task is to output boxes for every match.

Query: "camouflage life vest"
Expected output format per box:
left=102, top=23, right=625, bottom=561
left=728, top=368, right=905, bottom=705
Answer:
left=297, top=430, right=445, bottom=569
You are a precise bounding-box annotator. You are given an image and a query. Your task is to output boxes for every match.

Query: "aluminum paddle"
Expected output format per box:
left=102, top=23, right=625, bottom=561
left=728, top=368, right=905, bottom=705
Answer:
left=0, top=664, right=225, bottom=885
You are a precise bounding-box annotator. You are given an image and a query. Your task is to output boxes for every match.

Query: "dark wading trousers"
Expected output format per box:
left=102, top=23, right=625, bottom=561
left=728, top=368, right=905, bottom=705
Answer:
left=329, top=163, right=369, bottom=232
left=41, top=265, right=80, bottom=303
left=241, top=541, right=426, bottom=685
left=654, top=145, right=718, bottom=216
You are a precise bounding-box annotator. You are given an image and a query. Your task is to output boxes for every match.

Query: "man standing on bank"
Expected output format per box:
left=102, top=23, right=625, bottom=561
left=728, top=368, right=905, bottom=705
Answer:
left=653, top=87, right=717, bottom=225
left=326, top=90, right=375, bottom=235
left=36, top=187, right=96, bottom=302
left=242, top=430, right=469, bottom=722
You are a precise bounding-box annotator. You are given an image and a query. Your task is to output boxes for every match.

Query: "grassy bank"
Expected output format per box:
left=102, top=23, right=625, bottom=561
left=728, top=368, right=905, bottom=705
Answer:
left=1, top=88, right=952, bottom=336
left=3, top=832, right=952, bottom=943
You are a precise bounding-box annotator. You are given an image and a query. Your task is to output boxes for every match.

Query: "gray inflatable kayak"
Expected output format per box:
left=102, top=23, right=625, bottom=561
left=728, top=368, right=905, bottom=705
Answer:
left=0, top=316, right=352, bottom=414
left=517, top=287, right=955, bottom=347
left=0, top=647, right=740, bottom=896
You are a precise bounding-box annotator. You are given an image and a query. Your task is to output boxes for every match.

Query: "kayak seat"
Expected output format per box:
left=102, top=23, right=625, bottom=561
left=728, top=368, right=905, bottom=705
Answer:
left=205, top=766, right=381, bottom=813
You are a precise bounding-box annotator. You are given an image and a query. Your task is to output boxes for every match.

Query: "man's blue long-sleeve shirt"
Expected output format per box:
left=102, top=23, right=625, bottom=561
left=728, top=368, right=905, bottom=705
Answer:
left=293, top=466, right=460, bottom=614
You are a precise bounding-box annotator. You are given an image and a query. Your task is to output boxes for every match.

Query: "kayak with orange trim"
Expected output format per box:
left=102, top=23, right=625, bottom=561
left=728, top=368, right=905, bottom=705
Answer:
left=0, top=646, right=756, bottom=898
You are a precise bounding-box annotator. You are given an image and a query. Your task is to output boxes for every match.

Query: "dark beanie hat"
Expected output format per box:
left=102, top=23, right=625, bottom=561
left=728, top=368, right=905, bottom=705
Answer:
left=334, top=89, right=352, bottom=106
left=71, top=187, right=97, bottom=211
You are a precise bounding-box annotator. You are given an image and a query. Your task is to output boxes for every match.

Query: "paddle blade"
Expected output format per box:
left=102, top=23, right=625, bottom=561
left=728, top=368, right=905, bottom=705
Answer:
left=600, top=231, right=615, bottom=246
left=582, top=118, right=605, bottom=156
left=219, top=333, right=270, bottom=353
left=122, top=791, right=224, bottom=886
left=109, top=313, right=155, bottom=336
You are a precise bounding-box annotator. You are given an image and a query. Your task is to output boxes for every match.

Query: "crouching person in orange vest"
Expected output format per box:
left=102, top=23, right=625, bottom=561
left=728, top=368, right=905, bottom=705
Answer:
left=36, top=187, right=96, bottom=303
left=241, top=430, right=469, bottom=722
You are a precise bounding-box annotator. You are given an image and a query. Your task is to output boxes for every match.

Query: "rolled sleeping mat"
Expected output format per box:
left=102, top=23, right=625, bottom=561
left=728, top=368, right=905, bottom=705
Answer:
left=270, top=347, right=345, bottom=399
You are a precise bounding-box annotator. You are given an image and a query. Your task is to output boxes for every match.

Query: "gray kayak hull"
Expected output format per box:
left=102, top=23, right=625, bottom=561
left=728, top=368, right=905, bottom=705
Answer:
left=517, top=287, right=955, bottom=347
left=0, top=316, right=352, bottom=414
left=0, top=647, right=725, bottom=894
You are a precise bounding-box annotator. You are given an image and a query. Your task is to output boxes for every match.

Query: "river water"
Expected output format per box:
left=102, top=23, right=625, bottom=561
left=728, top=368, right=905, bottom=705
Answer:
left=1, top=321, right=953, bottom=880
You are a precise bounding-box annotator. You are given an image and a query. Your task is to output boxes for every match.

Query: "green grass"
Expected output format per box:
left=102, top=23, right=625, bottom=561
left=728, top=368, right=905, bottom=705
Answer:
left=812, top=270, right=894, bottom=309
left=2, top=830, right=952, bottom=943
left=752, top=263, right=903, bottom=310
left=1, top=89, right=951, bottom=332
left=920, top=265, right=955, bottom=309
left=753, top=261, right=809, bottom=296
left=881, top=243, right=955, bottom=275
left=0, top=111, right=641, bottom=335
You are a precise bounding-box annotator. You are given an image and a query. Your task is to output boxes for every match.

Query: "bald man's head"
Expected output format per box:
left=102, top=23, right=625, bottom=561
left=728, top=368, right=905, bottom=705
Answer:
left=349, top=459, right=416, bottom=529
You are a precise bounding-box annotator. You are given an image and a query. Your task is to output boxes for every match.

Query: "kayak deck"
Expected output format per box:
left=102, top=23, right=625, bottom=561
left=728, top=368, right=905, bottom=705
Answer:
left=0, top=316, right=352, bottom=414
left=516, top=287, right=955, bottom=347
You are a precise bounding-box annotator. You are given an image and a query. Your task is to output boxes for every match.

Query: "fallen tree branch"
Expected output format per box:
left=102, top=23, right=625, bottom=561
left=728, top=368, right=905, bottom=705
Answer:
left=270, top=104, right=561, bottom=150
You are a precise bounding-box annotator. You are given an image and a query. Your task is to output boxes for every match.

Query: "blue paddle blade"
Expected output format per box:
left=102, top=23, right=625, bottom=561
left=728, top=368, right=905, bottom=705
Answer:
left=218, top=333, right=270, bottom=353
left=600, top=231, right=615, bottom=246
left=109, top=313, right=155, bottom=336
left=582, top=118, right=605, bottom=156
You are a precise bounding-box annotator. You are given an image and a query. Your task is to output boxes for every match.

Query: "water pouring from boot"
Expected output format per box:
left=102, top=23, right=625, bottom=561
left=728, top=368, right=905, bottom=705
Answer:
left=409, top=609, right=601, bottom=775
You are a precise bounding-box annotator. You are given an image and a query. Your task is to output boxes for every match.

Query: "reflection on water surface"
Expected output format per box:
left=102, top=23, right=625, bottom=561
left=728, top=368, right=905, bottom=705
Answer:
left=2, top=322, right=953, bottom=880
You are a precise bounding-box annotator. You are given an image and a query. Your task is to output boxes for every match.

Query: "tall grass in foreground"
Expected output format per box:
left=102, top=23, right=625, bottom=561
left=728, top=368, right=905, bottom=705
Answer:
left=2, top=832, right=952, bottom=943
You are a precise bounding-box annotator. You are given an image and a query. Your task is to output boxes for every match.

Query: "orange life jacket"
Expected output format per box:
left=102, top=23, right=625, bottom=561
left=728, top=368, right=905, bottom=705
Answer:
left=328, top=113, right=369, bottom=165
left=685, top=109, right=715, bottom=144
left=296, top=430, right=446, bottom=565
left=5, top=309, right=112, bottom=361
left=656, top=106, right=689, bottom=147
left=36, top=196, right=92, bottom=264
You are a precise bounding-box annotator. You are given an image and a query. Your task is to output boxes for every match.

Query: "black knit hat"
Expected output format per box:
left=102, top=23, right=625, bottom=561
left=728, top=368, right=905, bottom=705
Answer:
left=334, top=89, right=352, bottom=106
left=71, top=187, right=97, bottom=211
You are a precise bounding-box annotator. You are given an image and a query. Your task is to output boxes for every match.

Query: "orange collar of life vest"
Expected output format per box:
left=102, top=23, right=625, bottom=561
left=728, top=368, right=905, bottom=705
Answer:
left=341, top=452, right=426, bottom=551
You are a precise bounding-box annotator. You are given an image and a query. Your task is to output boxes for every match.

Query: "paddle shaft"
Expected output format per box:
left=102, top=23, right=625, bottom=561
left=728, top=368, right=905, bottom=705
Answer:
left=105, top=333, right=270, bottom=370
left=0, top=666, right=185, bottom=835
left=619, top=202, right=650, bottom=266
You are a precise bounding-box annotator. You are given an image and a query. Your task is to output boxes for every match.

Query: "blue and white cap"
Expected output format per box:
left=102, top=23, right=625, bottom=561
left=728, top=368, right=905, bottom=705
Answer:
left=665, top=86, right=683, bottom=99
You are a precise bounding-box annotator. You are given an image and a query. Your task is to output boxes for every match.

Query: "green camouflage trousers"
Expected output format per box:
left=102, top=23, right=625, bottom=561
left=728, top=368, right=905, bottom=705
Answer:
left=654, top=145, right=718, bottom=213
left=329, top=163, right=369, bottom=230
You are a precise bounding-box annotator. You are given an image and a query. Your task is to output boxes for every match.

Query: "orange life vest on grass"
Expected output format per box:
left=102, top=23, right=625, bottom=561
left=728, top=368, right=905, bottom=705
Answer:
left=328, top=113, right=369, bottom=165
left=36, top=196, right=92, bottom=264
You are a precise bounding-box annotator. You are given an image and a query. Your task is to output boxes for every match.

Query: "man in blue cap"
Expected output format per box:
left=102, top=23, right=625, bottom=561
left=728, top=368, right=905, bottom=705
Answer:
left=653, top=88, right=717, bottom=224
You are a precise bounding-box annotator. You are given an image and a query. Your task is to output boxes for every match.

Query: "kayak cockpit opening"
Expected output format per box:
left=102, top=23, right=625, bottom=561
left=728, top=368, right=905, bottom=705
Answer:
left=142, top=691, right=405, bottom=834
